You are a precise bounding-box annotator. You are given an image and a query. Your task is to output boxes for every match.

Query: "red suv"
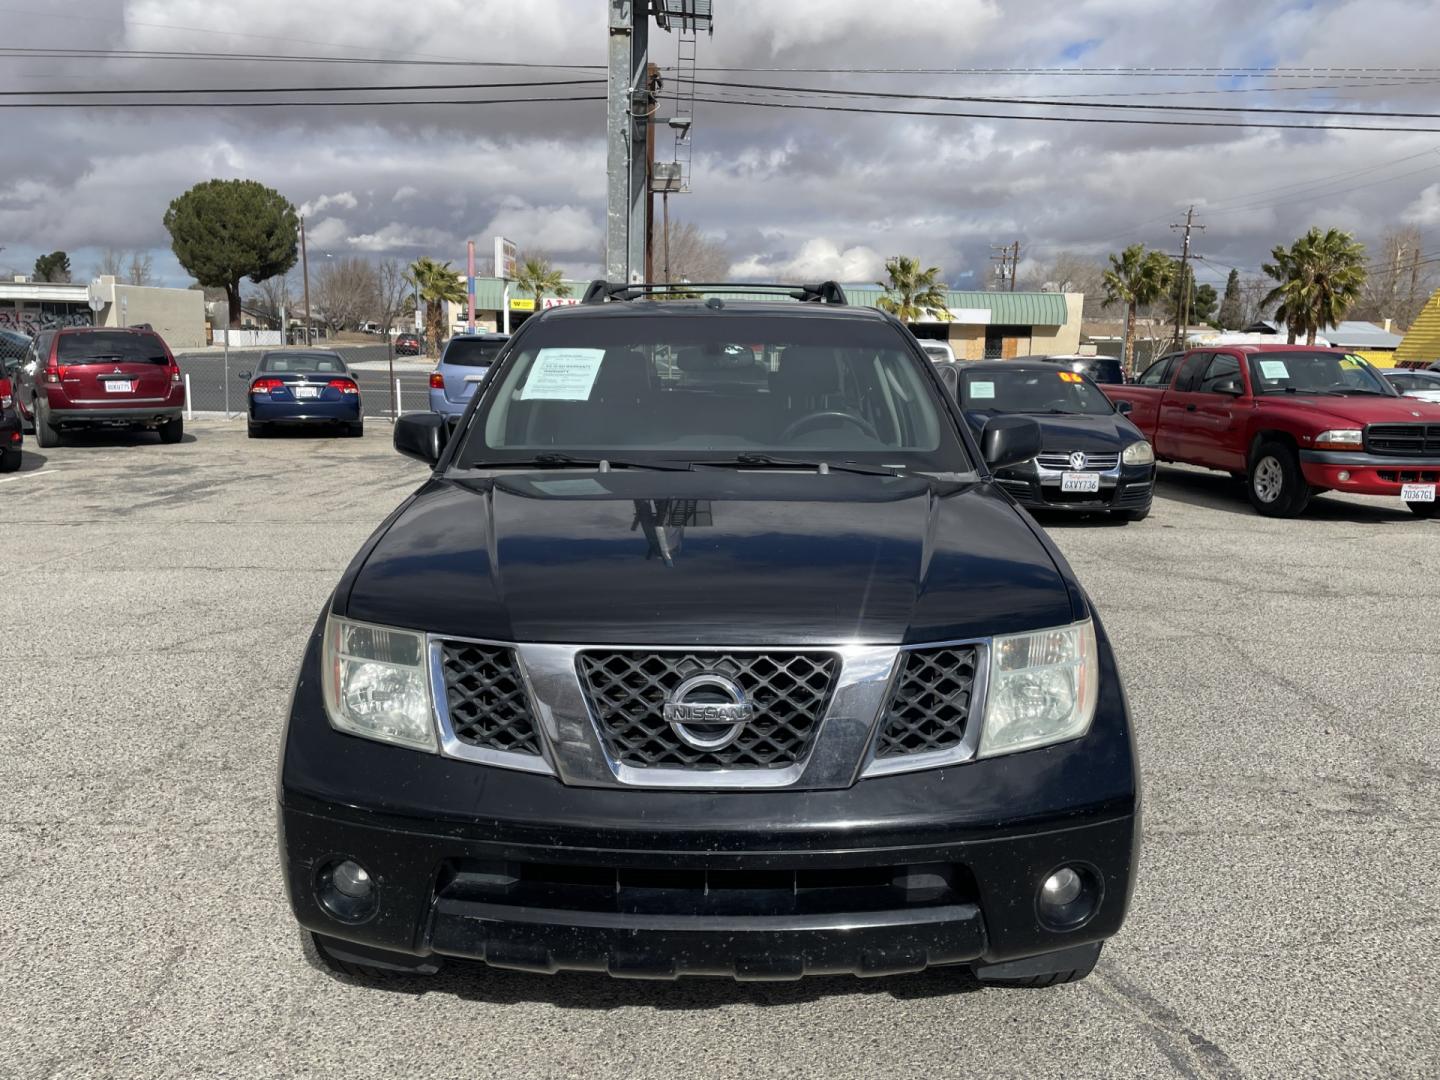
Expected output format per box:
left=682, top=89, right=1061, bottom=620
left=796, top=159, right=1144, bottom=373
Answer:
left=16, top=327, right=185, bottom=446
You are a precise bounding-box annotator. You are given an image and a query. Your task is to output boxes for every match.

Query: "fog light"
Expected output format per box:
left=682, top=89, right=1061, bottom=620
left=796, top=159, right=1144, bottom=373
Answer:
left=332, top=860, right=372, bottom=899
left=317, top=859, right=378, bottom=923
left=1036, top=864, right=1100, bottom=930
left=1338, top=470, right=1351, bottom=482
left=1041, top=868, right=1082, bottom=907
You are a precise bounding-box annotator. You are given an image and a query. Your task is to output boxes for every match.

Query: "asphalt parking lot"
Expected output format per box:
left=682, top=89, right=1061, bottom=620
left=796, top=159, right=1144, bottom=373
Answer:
left=3, top=421, right=1437, bottom=1080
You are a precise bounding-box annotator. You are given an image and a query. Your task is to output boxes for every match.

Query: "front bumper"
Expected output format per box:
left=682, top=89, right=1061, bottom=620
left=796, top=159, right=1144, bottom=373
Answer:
left=996, top=461, right=1155, bottom=513
left=1299, top=450, right=1440, bottom=496
left=278, top=617, right=1140, bottom=980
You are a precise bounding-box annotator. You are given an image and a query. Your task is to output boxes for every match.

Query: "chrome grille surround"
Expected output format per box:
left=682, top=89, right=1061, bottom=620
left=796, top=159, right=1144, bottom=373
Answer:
left=1036, top=450, right=1120, bottom=471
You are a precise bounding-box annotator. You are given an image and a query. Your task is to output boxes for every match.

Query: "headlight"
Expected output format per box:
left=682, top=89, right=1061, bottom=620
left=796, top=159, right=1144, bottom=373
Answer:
left=1122, top=440, right=1154, bottom=466
left=1313, top=429, right=1363, bottom=450
left=980, top=620, right=1099, bottom=758
left=321, top=614, right=437, bottom=752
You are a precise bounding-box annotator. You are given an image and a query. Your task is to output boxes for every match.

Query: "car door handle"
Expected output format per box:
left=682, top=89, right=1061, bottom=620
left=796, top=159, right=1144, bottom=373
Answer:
left=1185, top=404, right=1197, bottom=412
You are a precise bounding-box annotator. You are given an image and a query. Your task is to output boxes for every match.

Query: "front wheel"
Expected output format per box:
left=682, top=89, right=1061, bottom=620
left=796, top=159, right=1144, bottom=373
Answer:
left=1407, top=500, right=1438, bottom=519
left=1247, top=441, right=1310, bottom=518
left=157, top=416, right=183, bottom=444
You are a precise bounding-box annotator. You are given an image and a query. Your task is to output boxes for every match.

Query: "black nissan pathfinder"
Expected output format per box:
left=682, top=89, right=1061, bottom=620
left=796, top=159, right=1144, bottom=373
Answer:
left=278, top=281, right=1140, bottom=987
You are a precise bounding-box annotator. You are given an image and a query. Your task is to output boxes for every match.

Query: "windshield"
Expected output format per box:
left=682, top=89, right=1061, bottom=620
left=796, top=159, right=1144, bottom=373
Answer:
left=443, top=338, right=506, bottom=367
left=56, top=331, right=168, bottom=363
left=1071, top=358, right=1124, bottom=384
left=1247, top=351, right=1394, bottom=395
left=259, top=352, right=347, bottom=374
left=959, top=368, right=1115, bottom=416
left=456, top=314, right=969, bottom=471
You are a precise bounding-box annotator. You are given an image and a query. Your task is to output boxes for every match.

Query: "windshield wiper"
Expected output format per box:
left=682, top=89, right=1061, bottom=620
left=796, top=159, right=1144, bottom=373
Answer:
left=500, top=453, right=690, bottom=472
left=691, top=453, right=903, bottom=476
left=1333, top=387, right=1392, bottom=396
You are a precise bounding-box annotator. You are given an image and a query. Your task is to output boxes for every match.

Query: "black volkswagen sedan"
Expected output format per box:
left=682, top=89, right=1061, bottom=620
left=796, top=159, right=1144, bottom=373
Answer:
left=949, top=361, right=1155, bottom=521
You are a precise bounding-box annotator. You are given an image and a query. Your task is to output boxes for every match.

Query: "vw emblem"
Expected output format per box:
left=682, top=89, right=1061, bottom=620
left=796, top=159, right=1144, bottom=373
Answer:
left=662, top=673, right=753, bottom=751
left=1068, top=451, right=1088, bottom=471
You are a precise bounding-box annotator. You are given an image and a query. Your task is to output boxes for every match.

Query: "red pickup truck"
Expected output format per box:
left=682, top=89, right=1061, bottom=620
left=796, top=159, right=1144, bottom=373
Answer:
left=1105, top=345, right=1440, bottom=518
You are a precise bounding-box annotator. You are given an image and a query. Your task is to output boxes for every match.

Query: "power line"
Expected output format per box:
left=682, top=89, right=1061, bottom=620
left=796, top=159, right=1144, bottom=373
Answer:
left=690, top=78, right=1440, bottom=119
left=0, top=94, right=607, bottom=110
left=689, top=65, right=1440, bottom=78
left=691, top=93, right=1440, bottom=134
left=0, top=46, right=603, bottom=70
left=0, top=78, right=605, bottom=97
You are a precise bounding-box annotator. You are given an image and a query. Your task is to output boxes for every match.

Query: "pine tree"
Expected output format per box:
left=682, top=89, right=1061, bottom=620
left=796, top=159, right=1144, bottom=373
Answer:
left=1217, top=269, right=1244, bottom=329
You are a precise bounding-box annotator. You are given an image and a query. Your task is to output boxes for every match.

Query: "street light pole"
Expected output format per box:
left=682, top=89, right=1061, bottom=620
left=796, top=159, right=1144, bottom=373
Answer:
left=300, top=216, right=312, bottom=347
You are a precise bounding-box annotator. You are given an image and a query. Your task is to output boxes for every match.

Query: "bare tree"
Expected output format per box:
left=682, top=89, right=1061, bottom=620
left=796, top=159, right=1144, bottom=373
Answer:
left=1238, top=274, right=1273, bottom=328
left=1018, top=251, right=1108, bottom=315
left=1351, top=226, right=1435, bottom=330
left=93, top=248, right=157, bottom=285
left=650, top=220, right=730, bottom=283
left=311, top=257, right=379, bottom=334
left=246, top=272, right=294, bottom=324
left=374, top=258, right=415, bottom=417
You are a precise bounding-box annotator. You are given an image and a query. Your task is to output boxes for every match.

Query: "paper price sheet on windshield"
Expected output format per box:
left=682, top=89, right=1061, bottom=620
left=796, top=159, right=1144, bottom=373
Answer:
left=519, top=348, right=605, bottom=400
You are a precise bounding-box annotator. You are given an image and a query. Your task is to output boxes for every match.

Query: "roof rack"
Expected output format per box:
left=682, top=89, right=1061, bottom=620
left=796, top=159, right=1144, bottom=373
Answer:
left=579, top=280, right=849, bottom=306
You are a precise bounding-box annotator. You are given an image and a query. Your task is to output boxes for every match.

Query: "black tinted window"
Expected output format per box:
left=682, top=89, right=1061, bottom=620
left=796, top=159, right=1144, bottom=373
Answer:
left=260, top=352, right=346, bottom=373
left=56, top=331, right=168, bottom=363
left=1198, top=354, right=1241, bottom=393
left=1075, top=358, right=1124, bottom=384
left=1137, top=356, right=1176, bottom=387
left=443, top=338, right=506, bottom=367
left=1173, top=353, right=1210, bottom=392
left=960, top=368, right=1114, bottom=416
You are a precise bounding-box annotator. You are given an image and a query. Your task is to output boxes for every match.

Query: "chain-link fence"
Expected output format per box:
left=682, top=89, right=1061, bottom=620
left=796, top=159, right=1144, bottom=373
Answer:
left=180, top=365, right=433, bottom=419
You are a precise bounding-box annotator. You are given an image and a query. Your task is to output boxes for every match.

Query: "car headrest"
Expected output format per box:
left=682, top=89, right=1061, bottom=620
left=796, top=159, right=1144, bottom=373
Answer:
left=593, top=348, right=653, bottom=401
left=772, top=346, right=843, bottom=398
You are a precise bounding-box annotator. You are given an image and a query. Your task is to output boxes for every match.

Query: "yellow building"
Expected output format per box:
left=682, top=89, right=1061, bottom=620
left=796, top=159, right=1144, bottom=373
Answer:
left=1394, top=287, right=1440, bottom=368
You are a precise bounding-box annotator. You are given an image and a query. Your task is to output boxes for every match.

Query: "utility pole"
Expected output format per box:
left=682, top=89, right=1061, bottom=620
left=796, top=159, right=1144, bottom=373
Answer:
left=300, top=216, right=312, bottom=347
left=1170, top=205, right=1205, bottom=347
left=644, top=61, right=660, bottom=283
left=606, top=1, right=651, bottom=283
left=990, top=242, right=1021, bottom=290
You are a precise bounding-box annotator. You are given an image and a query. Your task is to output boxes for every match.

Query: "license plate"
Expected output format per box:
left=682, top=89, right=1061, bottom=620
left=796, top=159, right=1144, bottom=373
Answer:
left=293, top=385, right=320, bottom=399
left=104, top=380, right=132, bottom=393
left=1402, top=483, right=1436, bottom=503
left=1061, top=472, right=1101, bottom=493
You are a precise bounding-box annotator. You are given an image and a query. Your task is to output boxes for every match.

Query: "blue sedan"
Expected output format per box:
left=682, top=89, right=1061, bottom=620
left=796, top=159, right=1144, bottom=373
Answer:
left=427, top=333, right=508, bottom=418
left=246, top=350, right=363, bottom=438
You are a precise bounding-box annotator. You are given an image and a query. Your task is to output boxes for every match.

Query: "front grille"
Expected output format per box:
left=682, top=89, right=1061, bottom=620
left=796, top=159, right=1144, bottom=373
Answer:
left=1037, top=451, right=1120, bottom=470
left=578, top=651, right=838, bottom=769
left=1379, top=469, right=1440, bottom=483
left=438, top=641, right=541, bottom=755
left=441, top=858, right=976, bottom=917
left=874, top=646, right=979, bottom=758
left=1365, top=423, right=1440, bottom=457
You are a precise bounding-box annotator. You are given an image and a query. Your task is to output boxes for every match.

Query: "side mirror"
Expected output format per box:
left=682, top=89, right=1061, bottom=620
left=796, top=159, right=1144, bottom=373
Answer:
left=1213, top=378, right=1243, bottom=396
left=981, top=415, right=1043, bottom=472
left=394, top=411, right=448, bottom=466
left=1115, top=399, right=1134, bottom=415
left=237, top=370, right=252, bottom=381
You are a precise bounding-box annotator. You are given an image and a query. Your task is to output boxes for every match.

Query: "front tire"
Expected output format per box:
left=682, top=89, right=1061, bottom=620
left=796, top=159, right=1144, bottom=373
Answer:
left=1407, top=500, right=1438, bottom=519
left=33, top=398, right=59, bottom=448
left=1247, top=440, right=1310, bottom=518
left=157, top=416, right=183, bottom=444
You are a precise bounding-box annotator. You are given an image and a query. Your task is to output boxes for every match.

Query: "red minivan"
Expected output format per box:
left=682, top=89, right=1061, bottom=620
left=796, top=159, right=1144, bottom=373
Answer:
left=18, top=327, right=186, bottom=447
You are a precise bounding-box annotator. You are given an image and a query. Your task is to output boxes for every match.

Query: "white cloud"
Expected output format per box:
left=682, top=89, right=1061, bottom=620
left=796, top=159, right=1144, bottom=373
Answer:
left=1403, top=184, right=1440, bottom=227
left=392, top=185, right=420, bottom=203
left=305, top=216, right=350, bottom=248
left=479, top=199, right=602, bottom=258
left=298, top=191, right=358, bottom=217
left=347, top=222, right=459, bottom=253
left=730, top=239, right=884, bottom=283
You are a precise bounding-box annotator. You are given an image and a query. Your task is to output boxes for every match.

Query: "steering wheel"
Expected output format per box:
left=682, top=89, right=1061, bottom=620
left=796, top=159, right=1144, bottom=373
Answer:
left=780, top=410, right=880, bottom=442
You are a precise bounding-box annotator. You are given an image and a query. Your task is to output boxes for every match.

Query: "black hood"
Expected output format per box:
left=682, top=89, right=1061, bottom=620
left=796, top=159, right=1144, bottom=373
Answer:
left=341, top=471, right=1079, bottom=646
left=967, top=409, right=1143, bottom=453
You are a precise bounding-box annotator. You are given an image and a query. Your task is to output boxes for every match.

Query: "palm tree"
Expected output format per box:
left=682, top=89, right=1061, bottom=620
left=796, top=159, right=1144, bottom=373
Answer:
left=876, top=255, right=951, bottom=323
left=405, top=257, right=466, bottom=355
left=1262, top=228, right=1367, bottom=345
left=515, top=255, right=571, bottom=308
left=1102, top=244, right=1175, bottom=378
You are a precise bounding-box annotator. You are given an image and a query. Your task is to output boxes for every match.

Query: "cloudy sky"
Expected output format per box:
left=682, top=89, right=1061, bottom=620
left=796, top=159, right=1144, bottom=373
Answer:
left=2, top=0, right=1439, bottom=293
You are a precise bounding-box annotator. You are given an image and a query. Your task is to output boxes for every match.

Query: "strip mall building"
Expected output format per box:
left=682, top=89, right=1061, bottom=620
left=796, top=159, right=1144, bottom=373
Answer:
left=444, top=277, right=1083, bottom=358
